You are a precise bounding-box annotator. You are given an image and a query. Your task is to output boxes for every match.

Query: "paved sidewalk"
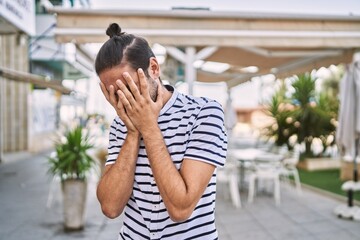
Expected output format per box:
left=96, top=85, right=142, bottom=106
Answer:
left=0, top=151, right=360, bottom=240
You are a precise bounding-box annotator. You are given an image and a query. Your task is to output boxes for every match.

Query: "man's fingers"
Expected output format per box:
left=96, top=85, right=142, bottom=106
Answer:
left=117, top=89, right=133, bottom=111
left=116, top=93, right=136, bottom=129
left=116, top=80, right=137, bottom=107
left=116, top=95, right=127, bottom=115
left=108, top=85, right=117, bottom=106
left=122, top=73, right=141, bottom=100
left=138, top=68, right=150, bottom=99
left=99, top=82, right=110, bottom=101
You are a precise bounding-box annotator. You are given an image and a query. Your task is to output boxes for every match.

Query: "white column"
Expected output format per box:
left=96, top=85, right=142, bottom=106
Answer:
left=165, top=46, right=218, bottom=95
left=185, top=47, right=196, bottom=95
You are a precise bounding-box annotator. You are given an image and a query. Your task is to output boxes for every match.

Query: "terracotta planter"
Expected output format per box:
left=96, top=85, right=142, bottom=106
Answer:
left=297, top=158, right=341, bottom=171
left=62, top=179, right=87, bottom=230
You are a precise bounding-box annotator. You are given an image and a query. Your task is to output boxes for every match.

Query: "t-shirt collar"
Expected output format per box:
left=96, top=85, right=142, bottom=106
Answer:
left=160, top=85, right=178, bottom=115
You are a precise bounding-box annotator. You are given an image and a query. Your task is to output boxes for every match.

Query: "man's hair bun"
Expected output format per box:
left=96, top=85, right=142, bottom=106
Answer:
left=106, top=23, right=124, bottom=38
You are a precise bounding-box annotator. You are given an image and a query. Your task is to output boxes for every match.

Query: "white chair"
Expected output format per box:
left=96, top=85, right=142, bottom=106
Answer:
left=278, top=146, right=302, bottom=195
left=247, top=159, right=281, bottom=206
left=217, top=156, right=241, bottom=208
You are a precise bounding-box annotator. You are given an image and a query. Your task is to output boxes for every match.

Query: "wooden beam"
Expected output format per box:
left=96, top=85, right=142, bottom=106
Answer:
left=0, top=67, right=72, bottom=94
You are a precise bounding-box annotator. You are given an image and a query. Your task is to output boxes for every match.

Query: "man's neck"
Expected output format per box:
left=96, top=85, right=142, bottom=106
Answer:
left=161, top=85, right=173, bottom=106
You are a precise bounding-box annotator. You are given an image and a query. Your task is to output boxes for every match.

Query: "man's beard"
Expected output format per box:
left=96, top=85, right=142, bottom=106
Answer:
left=147, top=77, right=159, bottom=102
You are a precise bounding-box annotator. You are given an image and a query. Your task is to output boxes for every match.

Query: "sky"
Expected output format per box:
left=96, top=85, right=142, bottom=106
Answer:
left=90, top=0, right=360, bottom=15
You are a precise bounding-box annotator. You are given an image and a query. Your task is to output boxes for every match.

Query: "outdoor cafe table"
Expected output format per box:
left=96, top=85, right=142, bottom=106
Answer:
left=228, top=148, right=285, bottom=190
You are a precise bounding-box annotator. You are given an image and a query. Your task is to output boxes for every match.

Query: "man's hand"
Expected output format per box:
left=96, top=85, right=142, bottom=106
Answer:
left=116, top=68, right=164, bottom=135
left=99, top=82, right=138, bottom=135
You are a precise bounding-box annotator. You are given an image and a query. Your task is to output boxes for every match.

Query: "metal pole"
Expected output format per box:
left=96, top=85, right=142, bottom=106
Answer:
left=354, top=138, right=359, bottom=182
left=348, top=138, right=359, bottom=207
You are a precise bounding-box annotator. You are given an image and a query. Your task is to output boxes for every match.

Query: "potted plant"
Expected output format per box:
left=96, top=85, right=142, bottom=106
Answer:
left=263, top=83, right=297, bottom=150
left=264, top=72, right=340, bottom=170
left=287, top=73, right=336, bottom=156
left=48, top=126, right=95, bottom=230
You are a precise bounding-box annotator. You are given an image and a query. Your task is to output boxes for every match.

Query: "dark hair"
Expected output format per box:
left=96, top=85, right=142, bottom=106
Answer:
left=95, top=23, right=155, bottom=77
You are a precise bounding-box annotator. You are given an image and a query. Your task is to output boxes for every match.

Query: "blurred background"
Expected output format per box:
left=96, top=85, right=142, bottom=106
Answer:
left=1, top=0, right=359, bottom=156
left=1, top=0, right=360, bottom=239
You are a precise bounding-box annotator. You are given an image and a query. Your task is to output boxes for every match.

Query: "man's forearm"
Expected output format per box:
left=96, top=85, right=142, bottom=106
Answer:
left=97, top=133, right=140, bottom=218
left=142, top=125, right=192, bottom=220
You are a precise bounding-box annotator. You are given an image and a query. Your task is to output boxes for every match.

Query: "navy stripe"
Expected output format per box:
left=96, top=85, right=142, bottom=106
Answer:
left=135, top=172, right=153, bottom=177
left=191, top=130, right=227, bottom=143
left=187, top=146, right=226, bottom=159
left=170, top=104, right=184, bottom=109
left=115, top=128, right=127, bottom=134
left=111, top=136, right=125, bottom=141
left=193, top=131, right=226, bottom=143
left=134, top=187, right=160, bottom=195
left=136, top=163, right=151, bottom=168
left=110, top=125, right=127, bottom=134
left=162, top=107, right=199, bottom=116
left=185, top=95, right=198, bottom=103
left=176, top=96, right=184, bottom=104
left=188, top=139, right=227, bottom=151
left=137, top=181, right=157, bottom=187
left=160, top=123, right=193, bottom=131
left=158, top=113, right=198, bottom=124
left=184, top=154, right=223, bottom=166
left=201, top=105, right=224, bottom=113
left=108, top=151, right=119, bottom=156
left=134, top=196, right=162, bottom=205
left=184, top=228, right=217, bottom=240
left=127, top=199, right=142, bottom=215
left=165, top=141, right=187, bottom=148
left=196, top=114, right=224, bottom=122
left=125, top=212, right=147, bottom=229
left=163, top=131, right=191, bottom=139
left=195, top=199, right=216, bottom=211
left=139, top=205, right=167, bottom=214
left=114, top=119, right=125, bottom=127
left=106, top=159, right=115, bottom=164
left=202, top=191, right=216, bottom=199
left=152, top=209, right=215, bottom=233
left=162, top=219, right=215, bottom=238
left=119, top=232, right=125, bottom=240
left=108, top=145, right=119, bottom=150
left=144, top=215, right=170, bottom=224
left=123, top=222, right=149, bottom=239
left=194, top=122, right=225, bottom=132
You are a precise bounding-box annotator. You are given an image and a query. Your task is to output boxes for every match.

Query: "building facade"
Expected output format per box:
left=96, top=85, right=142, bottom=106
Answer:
left=0, top=0, right=35, bottom=160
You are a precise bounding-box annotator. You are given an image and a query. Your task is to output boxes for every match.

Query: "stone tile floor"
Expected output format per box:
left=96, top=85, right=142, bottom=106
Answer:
left=0, top=151, right=359, bottom=240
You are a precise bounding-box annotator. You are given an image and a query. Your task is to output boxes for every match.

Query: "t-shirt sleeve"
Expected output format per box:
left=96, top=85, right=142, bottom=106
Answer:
left=106, top=117, right=127, bottom=166
left=184, top=101, right=228, bottom=167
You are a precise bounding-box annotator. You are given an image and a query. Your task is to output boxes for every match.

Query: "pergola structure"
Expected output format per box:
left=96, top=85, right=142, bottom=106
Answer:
left=49, top=8, right=360, bottom=93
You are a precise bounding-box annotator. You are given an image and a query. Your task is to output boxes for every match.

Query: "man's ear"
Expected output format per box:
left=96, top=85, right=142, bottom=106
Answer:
left=149, top=57, right=160, bottom=79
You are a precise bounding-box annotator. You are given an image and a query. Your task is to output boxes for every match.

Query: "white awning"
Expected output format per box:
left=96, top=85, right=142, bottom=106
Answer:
left=48, top=8, right=360, bottom=88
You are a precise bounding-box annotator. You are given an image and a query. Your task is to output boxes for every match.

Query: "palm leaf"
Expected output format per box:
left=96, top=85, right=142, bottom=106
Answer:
left=47, top=126, right=95, bottom=180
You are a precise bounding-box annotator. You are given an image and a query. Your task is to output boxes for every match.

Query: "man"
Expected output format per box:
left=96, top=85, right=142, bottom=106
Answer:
left=96, top=23, right=227, bottom=239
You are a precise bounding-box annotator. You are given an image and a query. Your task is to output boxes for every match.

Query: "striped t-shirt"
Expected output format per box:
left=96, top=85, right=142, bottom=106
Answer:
left=106, top=85, right=227, bottom=240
